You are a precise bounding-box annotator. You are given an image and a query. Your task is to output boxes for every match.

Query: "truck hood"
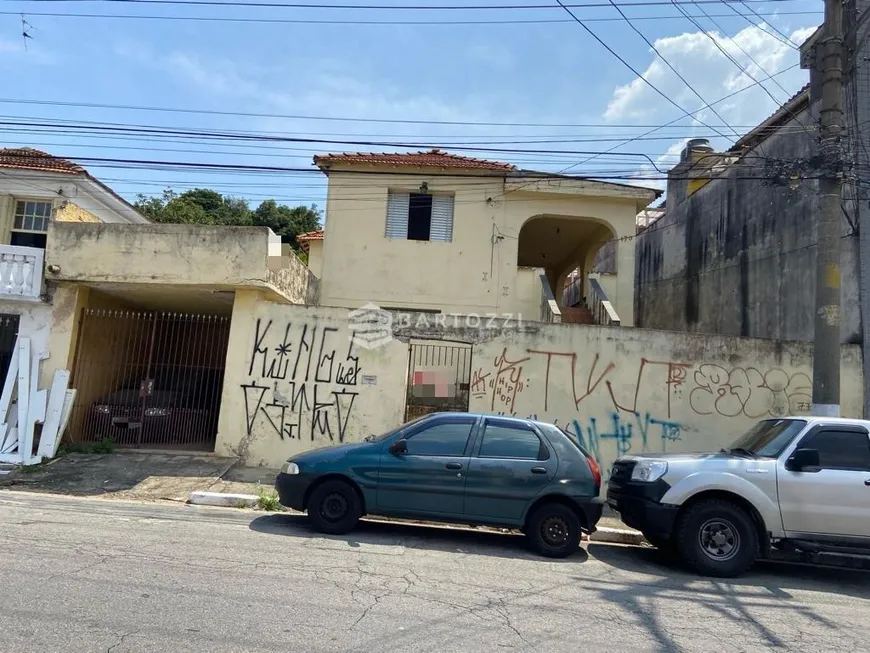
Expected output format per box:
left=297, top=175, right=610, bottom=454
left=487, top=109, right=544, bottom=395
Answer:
left=618, top=451, right=735, bottom=462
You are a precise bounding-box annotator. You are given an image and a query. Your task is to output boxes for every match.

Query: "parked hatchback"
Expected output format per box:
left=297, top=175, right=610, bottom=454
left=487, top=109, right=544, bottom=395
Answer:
left=275, top=412, right=603, bottom=557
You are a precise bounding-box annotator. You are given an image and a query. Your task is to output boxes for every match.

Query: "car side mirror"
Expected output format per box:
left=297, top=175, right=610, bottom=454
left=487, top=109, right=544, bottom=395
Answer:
left=390, top=439, right=408, bottom=456
left=786, top=447, right=820, bottom=472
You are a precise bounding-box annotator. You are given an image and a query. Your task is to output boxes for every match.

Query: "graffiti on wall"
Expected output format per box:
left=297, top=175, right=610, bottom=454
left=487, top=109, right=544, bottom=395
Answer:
left=240, top=319, right=361, bottom=442
left=478, top=346, right=814, bottom=479
left=689, top=365, right=812, bottom=418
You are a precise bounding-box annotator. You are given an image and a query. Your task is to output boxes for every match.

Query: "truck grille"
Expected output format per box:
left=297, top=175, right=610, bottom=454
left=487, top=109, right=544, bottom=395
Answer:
left=609, top=460, right=636, bottom=484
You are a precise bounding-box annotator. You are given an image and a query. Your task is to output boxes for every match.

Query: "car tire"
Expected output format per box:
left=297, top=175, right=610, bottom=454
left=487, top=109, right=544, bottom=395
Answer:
left=307, top=480, right=362, bottom=535
left=526, top=503, right=582, bottom=558
left=675, top=499, right=758, bottom=578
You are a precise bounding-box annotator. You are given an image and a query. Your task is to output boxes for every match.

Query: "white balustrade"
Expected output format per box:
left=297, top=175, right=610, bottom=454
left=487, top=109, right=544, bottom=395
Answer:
left=0, top=245, right=43, bottom=300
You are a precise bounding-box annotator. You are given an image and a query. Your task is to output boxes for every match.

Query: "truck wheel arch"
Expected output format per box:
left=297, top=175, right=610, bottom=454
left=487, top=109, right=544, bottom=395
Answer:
left=675, top=490, right=772, bottom=558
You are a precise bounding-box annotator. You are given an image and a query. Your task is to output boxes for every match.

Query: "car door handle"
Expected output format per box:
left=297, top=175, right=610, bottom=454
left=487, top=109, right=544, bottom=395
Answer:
left=446, top=462, right=463, bottom=470
left=531, top=466, right=548, bottom=474
left=864, top=479, right=870, bottom=486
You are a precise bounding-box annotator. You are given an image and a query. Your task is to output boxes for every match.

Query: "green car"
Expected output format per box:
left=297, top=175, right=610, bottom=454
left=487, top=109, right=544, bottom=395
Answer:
left=275, top=412, right=604, bottom=558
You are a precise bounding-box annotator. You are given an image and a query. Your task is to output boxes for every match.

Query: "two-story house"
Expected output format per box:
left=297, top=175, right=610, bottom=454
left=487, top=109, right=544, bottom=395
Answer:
left=0, top=148, right=148, bottom=378
left=309, top=149, right=659, bottom=326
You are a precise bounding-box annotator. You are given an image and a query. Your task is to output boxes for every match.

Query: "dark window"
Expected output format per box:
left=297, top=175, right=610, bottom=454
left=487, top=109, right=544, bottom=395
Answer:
left=800, top=429, right=870, bottom=471
left=479, top=423, right=544, bottom=459
left=407, top=193, right=432, bottom=241
left=0, top=314, right=19, bottom=384
left=406, top=420, right=473, bottom=456
left=10, top=232, right=47, bottom=249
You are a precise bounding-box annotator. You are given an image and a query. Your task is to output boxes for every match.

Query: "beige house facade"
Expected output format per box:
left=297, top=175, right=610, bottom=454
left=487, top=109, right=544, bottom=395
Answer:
left=310, top=150, right=658, bottom=326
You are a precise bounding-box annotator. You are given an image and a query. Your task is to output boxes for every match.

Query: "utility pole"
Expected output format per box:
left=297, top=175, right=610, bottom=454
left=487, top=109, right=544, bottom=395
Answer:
left=812, top=0, right=845, bottom=417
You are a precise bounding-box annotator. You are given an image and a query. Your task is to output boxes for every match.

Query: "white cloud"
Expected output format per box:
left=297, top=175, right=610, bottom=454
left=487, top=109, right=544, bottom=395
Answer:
left=603, top=23, right=818, bottom=131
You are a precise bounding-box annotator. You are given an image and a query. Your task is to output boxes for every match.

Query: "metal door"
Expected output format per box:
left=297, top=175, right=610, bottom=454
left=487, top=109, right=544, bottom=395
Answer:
left=69, top=309, right=230, bottom=450
left=778, top=425, right=870, bottom=538
left=404, top=341, right=472, bottom=422
left=376, top=414, right=476, bottom=517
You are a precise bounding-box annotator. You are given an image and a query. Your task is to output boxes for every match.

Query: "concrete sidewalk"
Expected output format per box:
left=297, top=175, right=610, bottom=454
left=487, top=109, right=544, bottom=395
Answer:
left=0, top=451, right=644, bottom=545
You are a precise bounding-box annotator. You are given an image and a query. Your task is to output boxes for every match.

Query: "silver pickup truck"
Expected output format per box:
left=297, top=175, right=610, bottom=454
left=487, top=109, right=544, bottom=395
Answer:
left=607, top=416, right=870, bottom=577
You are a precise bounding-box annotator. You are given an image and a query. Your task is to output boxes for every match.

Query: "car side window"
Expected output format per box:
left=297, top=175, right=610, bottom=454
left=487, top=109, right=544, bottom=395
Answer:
left=799, top=429, right=870, bottom=471
left=405, top=420, right=474, bottom=457
left=478, top=423, right=545, bottom=460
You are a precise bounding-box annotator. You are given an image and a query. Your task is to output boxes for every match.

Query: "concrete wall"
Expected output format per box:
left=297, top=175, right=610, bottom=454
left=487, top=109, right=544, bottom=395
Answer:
left=635, top=98, right=861, bottom=345
left=318, top=170, right=646, bottom=322
left=215, top=293, right=409, bottom=467
left=215, top=297, right=864, bottom=475
left=44, top=223, right=316, bottom=303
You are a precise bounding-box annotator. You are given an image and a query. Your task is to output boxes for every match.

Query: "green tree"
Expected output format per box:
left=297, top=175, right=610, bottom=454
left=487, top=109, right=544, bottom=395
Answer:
left=252, top=200, right=321, bottom=246
left=134, top=189, right=322, bottom=253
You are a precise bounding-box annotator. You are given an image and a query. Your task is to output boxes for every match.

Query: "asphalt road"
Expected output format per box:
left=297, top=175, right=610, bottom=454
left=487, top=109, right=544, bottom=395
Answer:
left=1, top=492, right=869, bottom=653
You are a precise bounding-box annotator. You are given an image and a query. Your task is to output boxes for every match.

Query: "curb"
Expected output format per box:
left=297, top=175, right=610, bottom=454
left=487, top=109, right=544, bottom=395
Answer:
left=188, top=491, right=258, bottom=508
left=587, top=526, right=645, bottom=546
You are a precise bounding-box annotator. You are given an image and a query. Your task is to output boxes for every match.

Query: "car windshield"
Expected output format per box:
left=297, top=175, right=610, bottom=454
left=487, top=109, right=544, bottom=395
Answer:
left=726, top=419, right=807, bottom=458
left=364, top=414, right=432, bottom=443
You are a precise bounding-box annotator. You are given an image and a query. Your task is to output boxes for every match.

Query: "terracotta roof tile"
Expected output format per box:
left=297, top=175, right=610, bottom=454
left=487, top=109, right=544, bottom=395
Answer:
left=314, top=149, right=515, bottom=171
left=0, top=147, right=85, bottom=175
left=297, top=229, right=324, bottom=242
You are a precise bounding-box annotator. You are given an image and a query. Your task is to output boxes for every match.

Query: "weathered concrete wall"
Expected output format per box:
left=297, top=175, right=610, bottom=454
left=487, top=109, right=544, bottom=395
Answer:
left=44, top=223, right=315, bottom=303
left=215, top=293, right=409, bottom=467
left=215, top=297, right=864, bottom=474
left=467, top=325, right=862, bottom=481
left=635, top=101, right=861, bottom=345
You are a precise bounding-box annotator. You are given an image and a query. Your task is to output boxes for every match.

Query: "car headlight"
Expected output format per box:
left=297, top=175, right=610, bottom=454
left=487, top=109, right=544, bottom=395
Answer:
left=631, top=460, right=668, bottom=482
left=281, top=462, right=300, bottom=475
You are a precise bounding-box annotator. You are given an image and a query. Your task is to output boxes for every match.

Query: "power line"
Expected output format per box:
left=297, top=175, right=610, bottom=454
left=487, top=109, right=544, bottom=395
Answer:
left=553, top=0, right=734, bottom=140
left=0, top=8, right=822, bottom=24
left=727, top=1, right=801, bottom=49
left=13, top=0, right=811, bottom=10
left=603, top=0, right=741, bottom=141
left=0, top=97, right=785, bottom=129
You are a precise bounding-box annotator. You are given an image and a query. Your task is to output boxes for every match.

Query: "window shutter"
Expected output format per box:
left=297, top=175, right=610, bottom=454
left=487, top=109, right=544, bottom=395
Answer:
left=430, top=195, right=454, bottom=242
left=386, top=192, right=409, bottom=238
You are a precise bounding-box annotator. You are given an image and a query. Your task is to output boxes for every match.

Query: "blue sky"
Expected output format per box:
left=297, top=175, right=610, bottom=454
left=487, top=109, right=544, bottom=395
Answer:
left=0, top=1, right=822, bottom=214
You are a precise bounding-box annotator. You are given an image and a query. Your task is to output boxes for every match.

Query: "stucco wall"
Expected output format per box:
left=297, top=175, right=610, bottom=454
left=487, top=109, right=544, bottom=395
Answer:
left=215, top=297, right=864, bottom=474
left=318, top=171, right=643, bottom=321
left=215, top=293, right=409, bottom=467
left=45, top=223, right=316, bottom=303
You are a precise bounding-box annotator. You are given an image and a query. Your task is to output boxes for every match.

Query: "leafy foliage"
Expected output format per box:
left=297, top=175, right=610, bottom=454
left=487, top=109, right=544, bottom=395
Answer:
left=134, top=188, right=322, bottom=251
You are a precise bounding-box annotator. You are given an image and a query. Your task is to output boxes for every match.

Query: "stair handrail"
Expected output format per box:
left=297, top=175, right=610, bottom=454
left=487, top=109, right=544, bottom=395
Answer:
left=587, top=277, right=620, bottom=326
left=539, top=273, right=562, bottom=323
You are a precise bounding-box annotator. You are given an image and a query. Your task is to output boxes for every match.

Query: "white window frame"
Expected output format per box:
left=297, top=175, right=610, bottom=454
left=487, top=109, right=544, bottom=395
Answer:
left=11, top=198, right=54, bottom=237
left=385, top=191, right=454, bottom=243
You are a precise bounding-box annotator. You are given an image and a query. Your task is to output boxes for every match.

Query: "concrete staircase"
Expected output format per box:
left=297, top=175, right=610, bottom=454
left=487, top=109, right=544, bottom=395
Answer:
left=560, top=305, right=594, bottom=324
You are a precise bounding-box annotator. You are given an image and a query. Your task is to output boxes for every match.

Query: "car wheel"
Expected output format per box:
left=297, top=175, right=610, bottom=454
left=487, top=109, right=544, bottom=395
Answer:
left=675, top=499, right=758, bottom=578
left=526, top=503, right=582, bottom=558
left=307, top=480, right=362, bottom=535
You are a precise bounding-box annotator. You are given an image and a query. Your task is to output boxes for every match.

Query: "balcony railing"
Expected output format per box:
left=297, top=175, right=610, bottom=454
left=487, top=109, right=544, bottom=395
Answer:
left=539, top=273, right=562, bottom=323
left=0, top=245, right=43, bottom=300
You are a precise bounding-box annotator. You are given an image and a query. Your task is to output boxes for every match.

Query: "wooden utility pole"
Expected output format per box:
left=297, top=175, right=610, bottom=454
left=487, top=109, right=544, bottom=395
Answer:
left=812, top=0, right=845, bottom=416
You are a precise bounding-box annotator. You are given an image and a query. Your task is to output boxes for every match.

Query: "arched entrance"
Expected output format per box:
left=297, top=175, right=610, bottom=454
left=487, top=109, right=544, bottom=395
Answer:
left=517, top=215, right=616, bottom=321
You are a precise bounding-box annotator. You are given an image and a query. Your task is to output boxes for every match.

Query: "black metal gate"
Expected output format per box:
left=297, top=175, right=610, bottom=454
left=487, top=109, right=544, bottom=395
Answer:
left=0, top=314, right=20, bottom=386
left=404, top=342, right=472, bottom=421
left=69, top=310, right=230, bottom=450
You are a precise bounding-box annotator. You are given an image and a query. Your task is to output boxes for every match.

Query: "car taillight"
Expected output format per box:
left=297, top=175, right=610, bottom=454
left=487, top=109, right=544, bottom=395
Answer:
left=586, top=455, right=601, bottom=490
